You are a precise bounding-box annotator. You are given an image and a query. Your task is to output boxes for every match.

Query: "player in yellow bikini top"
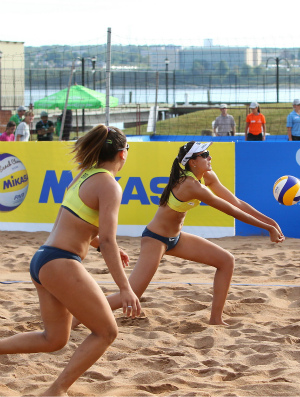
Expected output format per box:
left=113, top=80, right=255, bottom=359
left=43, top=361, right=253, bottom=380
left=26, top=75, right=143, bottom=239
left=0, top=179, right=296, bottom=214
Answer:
left=62, top=167, right=113, bottom=227
left=167, top=170, right=201, bottom=212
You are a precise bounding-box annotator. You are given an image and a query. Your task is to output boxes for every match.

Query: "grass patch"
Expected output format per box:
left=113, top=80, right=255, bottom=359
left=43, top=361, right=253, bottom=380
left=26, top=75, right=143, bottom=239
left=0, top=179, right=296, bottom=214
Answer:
left=124, top=103, right=291, bottom=136
left=44, top=103, right=292, bottom=139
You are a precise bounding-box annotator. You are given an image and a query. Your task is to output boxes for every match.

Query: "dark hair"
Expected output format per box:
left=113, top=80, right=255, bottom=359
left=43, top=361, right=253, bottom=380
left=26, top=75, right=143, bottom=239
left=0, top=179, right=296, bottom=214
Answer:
left=6, top=121, right=16, bottom=129
left=160, top=141, right=197, bottom=206
left=72, top=124, right=126, bottom=170
left=250, top=104, right=261, bottom=113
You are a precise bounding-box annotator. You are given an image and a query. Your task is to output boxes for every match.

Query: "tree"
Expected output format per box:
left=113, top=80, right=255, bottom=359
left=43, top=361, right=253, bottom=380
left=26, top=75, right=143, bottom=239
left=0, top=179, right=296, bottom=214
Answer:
left=240, top=64, right=253, bottom=77
left=214, top=60, right=229, bottom=77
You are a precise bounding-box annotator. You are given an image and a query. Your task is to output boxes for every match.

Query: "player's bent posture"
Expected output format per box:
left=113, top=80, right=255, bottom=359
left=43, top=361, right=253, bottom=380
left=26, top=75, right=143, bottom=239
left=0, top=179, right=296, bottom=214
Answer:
left=0, top=125, right=140, bottom=396
left=73, top=141, right=284, bottom=329
left=104, top=141, right=284, bottom=325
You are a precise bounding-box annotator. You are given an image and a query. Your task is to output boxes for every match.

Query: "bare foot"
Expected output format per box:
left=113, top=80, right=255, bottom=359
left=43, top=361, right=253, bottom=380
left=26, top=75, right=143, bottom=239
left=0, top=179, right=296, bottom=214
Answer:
left=209, top=318, right=229, bottom=326
left=40, top=387, right=68, bottom=396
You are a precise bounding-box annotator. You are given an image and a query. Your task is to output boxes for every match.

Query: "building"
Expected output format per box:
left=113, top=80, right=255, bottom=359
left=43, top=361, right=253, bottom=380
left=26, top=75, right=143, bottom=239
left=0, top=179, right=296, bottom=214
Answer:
left=141, top=44, right=262, bottom=71
left=0, top=41, right=25, bottom=110
left=179, top=47, right=262, bottom=71
left=141, top=46, right=181, bottom=71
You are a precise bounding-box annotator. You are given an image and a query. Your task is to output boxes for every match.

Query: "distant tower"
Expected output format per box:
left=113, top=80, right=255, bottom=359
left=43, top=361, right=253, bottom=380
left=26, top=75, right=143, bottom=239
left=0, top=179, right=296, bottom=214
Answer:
left=204, top=39, right=213, bottom=47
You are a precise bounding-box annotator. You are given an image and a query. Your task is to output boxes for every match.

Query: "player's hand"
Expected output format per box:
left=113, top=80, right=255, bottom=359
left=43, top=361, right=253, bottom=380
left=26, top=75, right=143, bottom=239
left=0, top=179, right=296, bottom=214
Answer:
left=120, top=248, right=129, bottom=268
left=120, top=288, right=141, bottom=318
left=269, top=226, right=285, bottom=243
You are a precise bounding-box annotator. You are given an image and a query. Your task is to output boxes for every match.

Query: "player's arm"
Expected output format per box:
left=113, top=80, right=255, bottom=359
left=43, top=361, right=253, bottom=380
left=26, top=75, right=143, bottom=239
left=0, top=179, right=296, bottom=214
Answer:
left=97, top=178, right=140, bottom=315
left=203, top=171, right=283, bottom=234
left=190, top=180, right=283, bottom=243
left=89, top=235, right=129, bottom=267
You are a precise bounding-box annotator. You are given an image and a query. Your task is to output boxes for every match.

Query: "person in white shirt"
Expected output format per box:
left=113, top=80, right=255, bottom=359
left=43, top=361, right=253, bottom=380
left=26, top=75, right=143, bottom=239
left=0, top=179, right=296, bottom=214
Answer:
left=213, top=104, right=236, bottom=136
left=15, top=111, right=34, bottom=141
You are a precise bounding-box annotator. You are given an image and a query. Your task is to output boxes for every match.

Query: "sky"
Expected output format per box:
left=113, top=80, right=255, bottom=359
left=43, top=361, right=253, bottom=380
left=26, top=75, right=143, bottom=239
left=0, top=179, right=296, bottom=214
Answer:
left=1, top=0, right=299, bottom=48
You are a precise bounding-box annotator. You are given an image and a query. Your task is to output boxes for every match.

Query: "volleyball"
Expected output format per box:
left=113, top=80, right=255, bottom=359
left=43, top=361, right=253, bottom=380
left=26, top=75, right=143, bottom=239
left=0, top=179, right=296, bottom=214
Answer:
left=273, top=175, right=300, bottom=206
left=0, top=153, right=29, bottom=212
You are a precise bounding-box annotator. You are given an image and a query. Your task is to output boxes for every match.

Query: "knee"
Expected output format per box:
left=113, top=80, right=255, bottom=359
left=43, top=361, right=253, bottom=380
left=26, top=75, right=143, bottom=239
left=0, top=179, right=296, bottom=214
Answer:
left=227, top=252, right=235, bottom=271
left=220, top=251, right=235, bottom=273
left=94, top=324, right=118, bottom=346
left=105, top=325, right=118, bottom=345
left=42, top=331, right=69, bottom=352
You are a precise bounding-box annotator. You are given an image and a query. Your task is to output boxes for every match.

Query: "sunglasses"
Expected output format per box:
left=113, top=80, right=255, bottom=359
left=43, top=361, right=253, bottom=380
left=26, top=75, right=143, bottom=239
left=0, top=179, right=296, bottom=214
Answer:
left=194, top=150, right=209, bottom=159
left=118, top=143, right=130, bottom=151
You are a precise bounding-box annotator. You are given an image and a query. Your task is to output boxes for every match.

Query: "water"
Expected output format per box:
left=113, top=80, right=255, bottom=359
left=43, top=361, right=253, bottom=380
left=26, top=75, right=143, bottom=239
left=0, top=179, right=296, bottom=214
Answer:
left=25, top=86, right=296, bottom=106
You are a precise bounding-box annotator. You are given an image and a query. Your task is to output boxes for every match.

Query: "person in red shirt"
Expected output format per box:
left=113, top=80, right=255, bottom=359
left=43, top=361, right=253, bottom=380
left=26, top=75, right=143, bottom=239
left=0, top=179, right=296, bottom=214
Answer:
left=0, top=121, right=16, bottom=141
left=245, top=102, right=266, bottom=141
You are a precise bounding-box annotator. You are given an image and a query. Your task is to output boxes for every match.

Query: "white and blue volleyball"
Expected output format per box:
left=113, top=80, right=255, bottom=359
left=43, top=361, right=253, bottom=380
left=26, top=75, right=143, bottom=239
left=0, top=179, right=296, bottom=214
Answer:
left=0, top=153, right=29, bottom=212
left=273, top=175, right=300, bottom=206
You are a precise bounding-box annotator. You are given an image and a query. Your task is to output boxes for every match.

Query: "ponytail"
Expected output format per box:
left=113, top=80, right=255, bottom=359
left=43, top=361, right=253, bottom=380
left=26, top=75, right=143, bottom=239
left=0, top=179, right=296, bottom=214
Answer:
left=159, top=141, right=195, bottom=206
left=71, top=124, right=126, bottom=170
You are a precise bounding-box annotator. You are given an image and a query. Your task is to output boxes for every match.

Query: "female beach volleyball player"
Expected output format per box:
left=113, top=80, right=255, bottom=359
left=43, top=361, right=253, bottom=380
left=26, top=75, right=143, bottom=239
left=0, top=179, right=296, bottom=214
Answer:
left=76, top=140, right=284, bottom=328
left=0, top=125, right=141, bottom=396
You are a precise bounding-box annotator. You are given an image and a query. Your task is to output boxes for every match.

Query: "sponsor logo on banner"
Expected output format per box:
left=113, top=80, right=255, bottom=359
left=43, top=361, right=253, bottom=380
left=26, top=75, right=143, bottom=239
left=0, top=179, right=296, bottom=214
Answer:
left=0, top=153, right=29, bottom=212
left=0, top=142, right=235, bottom=231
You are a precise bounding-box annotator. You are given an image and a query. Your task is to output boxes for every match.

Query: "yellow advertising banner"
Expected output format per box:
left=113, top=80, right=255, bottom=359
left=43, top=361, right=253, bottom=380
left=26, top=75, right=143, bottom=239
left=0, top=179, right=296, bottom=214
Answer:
left=0, top=141, right=235, bottom=236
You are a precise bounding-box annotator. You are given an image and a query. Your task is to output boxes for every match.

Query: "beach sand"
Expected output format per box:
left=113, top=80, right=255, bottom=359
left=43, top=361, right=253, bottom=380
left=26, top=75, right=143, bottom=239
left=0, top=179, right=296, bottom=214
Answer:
left=0, top=231, right=299, bottom=396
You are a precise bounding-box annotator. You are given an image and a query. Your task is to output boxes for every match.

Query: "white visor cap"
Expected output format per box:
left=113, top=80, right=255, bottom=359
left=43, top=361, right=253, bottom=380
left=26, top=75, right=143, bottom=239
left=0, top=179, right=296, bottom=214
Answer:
left=181, top=142, right=212, bottom=166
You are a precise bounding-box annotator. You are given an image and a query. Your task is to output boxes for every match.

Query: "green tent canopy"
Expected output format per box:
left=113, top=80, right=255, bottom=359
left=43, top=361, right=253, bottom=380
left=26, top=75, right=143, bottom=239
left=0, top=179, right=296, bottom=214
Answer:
left=34, top=85, right=119, bottom=110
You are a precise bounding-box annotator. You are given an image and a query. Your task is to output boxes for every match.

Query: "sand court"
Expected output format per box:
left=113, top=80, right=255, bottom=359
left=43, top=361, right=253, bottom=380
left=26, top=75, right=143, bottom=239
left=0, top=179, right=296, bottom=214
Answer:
left=0, top=231, right=299, bottom=396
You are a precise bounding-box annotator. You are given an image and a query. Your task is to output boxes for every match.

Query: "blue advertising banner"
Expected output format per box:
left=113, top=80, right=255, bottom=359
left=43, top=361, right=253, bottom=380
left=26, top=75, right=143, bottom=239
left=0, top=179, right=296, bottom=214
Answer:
left=235, top=142, right=300, bottom=238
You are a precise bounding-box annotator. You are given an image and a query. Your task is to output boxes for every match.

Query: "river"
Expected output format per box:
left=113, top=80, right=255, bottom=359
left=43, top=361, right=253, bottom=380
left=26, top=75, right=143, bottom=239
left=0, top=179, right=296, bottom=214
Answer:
left=25, top=86, right=296, bottom=106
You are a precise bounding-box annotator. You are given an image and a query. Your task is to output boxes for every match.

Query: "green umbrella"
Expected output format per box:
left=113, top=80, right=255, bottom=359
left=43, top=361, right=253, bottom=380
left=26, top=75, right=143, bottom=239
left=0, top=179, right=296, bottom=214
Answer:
left=34, top=84, right=118, bottom=110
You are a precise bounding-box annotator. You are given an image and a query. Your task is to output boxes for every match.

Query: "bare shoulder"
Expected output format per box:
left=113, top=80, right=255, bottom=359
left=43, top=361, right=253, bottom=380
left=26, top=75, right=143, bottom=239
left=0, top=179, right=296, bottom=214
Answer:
left=93, top=172, right=122, bottom=193
left=80, top=172, right=122, bottom=207
left=203, top=170, right=219, bottom=186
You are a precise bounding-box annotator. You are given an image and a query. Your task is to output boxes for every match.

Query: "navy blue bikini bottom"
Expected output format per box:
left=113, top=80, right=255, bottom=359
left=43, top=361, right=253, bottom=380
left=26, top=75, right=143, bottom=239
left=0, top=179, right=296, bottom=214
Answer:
left=30, top=245, right=82, bottom=284
left=142, top=227, right=180, bottom=251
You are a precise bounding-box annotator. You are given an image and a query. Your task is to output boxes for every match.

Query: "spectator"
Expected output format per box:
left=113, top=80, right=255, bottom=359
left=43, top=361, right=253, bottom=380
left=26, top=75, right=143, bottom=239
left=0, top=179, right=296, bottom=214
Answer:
left=9, top=106, right=26, bottom=127
left=35, top=111, right=54, bottom=141
left=245, top=102, right=266, bottom=141
left=0, top=121, right=16, bottom=141
left=213, top=104, right=236, bottom=136
left=15, top=111, right=34, bottom=141
left=286, top=99, right=300, bottom=141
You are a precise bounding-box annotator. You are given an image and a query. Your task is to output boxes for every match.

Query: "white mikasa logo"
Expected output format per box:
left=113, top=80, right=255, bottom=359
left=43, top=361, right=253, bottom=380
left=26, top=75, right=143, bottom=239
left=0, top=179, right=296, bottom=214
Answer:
left=188, top=202, right=194, bottom=205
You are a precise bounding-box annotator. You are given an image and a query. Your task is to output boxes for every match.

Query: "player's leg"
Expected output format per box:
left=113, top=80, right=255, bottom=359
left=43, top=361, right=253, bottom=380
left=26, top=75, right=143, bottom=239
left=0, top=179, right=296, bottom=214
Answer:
left=107, top=236, right=167, bottom=311
left=37, top=258, right=118, bottom=396
left=167, top=232, right=234, bottom=325
left=0, top=278, right=72, bottom=354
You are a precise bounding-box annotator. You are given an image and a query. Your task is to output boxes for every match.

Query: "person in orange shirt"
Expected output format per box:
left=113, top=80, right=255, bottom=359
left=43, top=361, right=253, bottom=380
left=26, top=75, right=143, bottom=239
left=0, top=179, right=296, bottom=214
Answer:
left=245, top=102, right=266, bottom=141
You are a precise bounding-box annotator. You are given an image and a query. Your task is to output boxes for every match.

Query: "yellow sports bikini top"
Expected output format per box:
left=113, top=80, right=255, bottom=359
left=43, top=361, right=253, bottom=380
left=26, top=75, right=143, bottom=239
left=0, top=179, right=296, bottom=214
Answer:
left=167, top=171, right=201, bottom=212
left=62, top=167, right=114, bottom=227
